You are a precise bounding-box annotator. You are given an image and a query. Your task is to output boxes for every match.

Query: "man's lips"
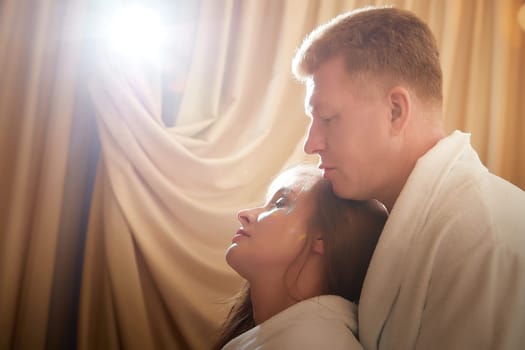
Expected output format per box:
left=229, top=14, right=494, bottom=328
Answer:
left=319, top=163, right=335, bottom=170
left=319, top=164, right=335, bottom=175
left=319, top=166, right=335, bottom=179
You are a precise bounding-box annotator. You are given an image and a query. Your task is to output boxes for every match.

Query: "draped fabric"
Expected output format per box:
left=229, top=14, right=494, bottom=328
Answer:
left=0, top=0, right=98, bottom=349
left=0, top=0, right=523, bottom=349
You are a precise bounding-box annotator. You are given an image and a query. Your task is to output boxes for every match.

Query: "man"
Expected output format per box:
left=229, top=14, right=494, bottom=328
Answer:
left=292, top=6, right=525, bottom=350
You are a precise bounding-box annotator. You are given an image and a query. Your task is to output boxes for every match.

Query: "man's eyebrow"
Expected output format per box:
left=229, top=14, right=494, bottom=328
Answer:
left=306, top=99, right=328, bottom=118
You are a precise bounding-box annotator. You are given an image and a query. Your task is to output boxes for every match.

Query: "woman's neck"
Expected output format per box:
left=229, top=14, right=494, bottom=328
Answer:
left=249, top=278, right=297, bottom=325
left=248, top=256, right=325, bottom=324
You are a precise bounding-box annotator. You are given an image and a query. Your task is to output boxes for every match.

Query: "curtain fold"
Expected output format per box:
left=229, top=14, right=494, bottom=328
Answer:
left=0, top=0, right=523, bottom=350
left=0, top=0, right=94, bottom=349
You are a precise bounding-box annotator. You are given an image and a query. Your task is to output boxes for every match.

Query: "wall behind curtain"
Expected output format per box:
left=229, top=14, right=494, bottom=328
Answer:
left=0, top=0, right=523, bottom=350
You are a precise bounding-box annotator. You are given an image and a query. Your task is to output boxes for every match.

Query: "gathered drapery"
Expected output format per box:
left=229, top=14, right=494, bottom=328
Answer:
left=0, top=0, right=98, bottom=349
left=0, top=0, right=523, bottom=349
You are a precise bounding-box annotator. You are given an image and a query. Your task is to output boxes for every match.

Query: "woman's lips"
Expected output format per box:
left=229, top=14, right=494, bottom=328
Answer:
left=237, top=229, right=249, bottom=236
left=232, top=228, right=250, bottom=242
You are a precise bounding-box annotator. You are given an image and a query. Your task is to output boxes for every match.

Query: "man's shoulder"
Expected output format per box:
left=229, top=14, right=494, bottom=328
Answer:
left=413, top=134, right=524, bottom=227
left=431, top=162, right=525, bottom=231
left=422, top=166, right=525, bottom=265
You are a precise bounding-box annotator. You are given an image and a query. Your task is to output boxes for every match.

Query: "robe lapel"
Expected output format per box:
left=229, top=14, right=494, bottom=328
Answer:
left=358, top=131, right=471, bottom=350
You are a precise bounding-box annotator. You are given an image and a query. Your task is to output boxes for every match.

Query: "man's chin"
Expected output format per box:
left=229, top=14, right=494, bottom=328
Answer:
left=331, top=181, right=369, bottom=201
left=330, top=181, right=354, bottom=199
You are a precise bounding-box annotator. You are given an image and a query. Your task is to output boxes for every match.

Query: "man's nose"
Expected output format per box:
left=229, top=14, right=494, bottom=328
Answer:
left=303, top=123, right=324, bottom=154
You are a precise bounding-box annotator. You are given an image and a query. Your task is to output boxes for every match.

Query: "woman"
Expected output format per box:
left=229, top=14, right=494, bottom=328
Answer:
left=214, top=165, right=387, bottom=349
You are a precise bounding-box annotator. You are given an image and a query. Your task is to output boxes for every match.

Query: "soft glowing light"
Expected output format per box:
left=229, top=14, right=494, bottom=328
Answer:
left=519, top=3, right=525, bottom=32
left=103, top=5, right=167, bottom=62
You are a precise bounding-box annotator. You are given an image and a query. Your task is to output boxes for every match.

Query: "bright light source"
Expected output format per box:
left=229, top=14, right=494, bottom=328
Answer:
left=103, top=5, right=168, bottom=62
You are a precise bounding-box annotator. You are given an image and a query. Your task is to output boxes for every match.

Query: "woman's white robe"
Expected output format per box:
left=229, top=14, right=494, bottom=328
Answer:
left=222, top=295, right=363, bottom=350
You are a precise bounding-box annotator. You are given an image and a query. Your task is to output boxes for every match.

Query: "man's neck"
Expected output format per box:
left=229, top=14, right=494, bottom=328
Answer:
left=383, top=120, right=446, bottom=212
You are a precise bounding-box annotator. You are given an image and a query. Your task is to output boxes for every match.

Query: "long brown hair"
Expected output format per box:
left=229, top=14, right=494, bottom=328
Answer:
left=213, top=167, right=387, bottom=349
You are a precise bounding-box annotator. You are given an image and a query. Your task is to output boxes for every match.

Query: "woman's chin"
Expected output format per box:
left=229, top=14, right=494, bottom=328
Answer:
left=225, top=244, right=241, bottom=269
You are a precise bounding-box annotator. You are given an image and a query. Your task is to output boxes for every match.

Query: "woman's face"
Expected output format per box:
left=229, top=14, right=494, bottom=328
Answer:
left=226, top=173, right=319, bottom=282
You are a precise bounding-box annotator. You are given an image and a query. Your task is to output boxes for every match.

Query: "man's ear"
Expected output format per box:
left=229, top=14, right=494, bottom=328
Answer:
left=312, top=238, right=324, bottom=255
left=388, top=86, right=411, bottom=135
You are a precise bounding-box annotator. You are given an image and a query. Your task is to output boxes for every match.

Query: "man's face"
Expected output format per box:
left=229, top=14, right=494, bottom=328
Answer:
left=304, top=55, right=394, bottom=200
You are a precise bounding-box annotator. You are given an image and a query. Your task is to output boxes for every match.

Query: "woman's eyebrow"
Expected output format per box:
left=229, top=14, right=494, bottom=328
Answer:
left=279, top=187, right=300, bottom=199
left=268, top=188, right=289, bottom=200
left=285, top=187, right=303, bottom=214
left=279, top=187, right=304, bottom=215
left=266, top=187, right=298, bottom=204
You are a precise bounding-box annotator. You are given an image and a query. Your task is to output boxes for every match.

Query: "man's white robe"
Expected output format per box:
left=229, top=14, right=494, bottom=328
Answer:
left=359, top=131, right=525, bottom=350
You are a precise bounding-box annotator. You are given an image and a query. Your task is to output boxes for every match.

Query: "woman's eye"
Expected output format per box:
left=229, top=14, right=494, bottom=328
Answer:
left=274, top=197, right=288, bottom=208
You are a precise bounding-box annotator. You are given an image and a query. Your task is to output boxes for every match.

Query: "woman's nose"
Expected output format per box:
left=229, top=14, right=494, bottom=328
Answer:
left=237, top=208, right=257, bottom=225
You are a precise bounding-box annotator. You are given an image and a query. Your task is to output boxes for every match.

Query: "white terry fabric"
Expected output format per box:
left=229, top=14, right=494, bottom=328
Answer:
left=359, top=130, right=525, bottom=350
left=222, top=295, right=363, bottom=350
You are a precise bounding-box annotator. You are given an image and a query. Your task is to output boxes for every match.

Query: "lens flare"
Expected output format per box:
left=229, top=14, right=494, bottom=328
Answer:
left=103, top=5, right=167, bottom=62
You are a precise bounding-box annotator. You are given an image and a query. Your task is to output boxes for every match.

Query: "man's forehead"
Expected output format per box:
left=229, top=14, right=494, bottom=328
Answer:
left=304, top=82, right=314, bottom=117
left=304, top=59, right=351, bottom=111
left=304, top=68, right=378, bottom=116
left=305, top=77, right=322, bottom=109
left=304, top=77, right=333, bottom=117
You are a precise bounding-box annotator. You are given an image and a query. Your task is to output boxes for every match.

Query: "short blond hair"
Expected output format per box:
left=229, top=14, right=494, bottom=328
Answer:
left=292, top=6, right=442, bottom=104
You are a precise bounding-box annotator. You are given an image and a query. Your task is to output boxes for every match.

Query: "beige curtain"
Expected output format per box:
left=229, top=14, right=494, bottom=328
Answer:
left=0, top=0, right=523, bottom=349
left=0, top=0, right=98, bottom=349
